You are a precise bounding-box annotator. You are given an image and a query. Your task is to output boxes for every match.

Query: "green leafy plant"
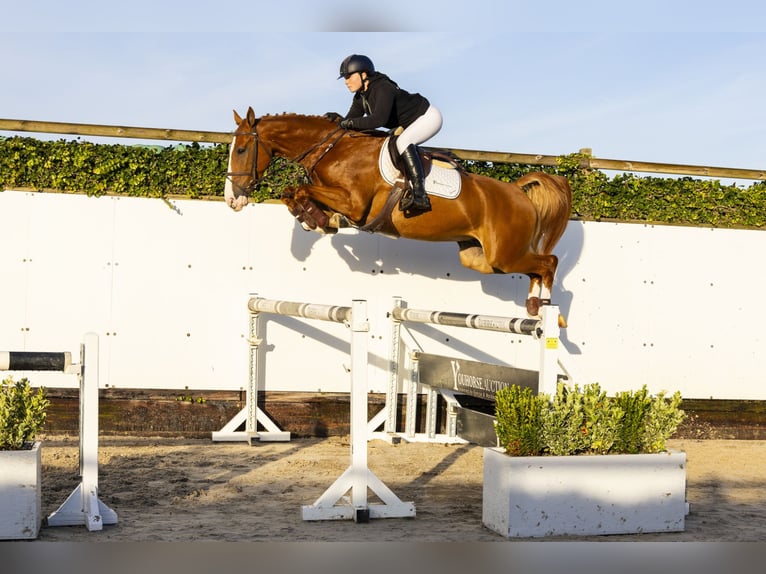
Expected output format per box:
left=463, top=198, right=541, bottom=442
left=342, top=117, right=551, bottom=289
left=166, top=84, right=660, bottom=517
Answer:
left=465, top=154, right=766, bottom=229
left=494, top=382, right=685, bottom=456
left=580, top=383, right=624, bottom=454
left=541, top=382, right=589, bottom=455
left=175, top=394, right=207, bottom=404
left=641, top=390, right=686, bottom=453
left=0, top=376, right=50, bottom=450
left=2, top=135, right=765, bottom=229
left=612, top=386, right=651, bottom=454
left=494, top=384, right=547, bottom=456
left=0, top=136, right=229, bottom=199
left=255, top=156, right=311, bottom=203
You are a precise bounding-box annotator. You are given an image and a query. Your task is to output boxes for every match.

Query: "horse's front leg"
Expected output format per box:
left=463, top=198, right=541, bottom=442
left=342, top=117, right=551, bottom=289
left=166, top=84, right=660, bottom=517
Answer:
left=301, top=184, right=367, bottom=220
left=281, top=190, right=323, bottom=230
left=286, top=184, right=368, bottom=228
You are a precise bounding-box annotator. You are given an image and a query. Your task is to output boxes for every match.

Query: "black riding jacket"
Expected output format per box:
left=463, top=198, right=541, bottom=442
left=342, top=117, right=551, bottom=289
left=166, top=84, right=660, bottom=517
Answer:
left=344, top=73, right=430, bottom=131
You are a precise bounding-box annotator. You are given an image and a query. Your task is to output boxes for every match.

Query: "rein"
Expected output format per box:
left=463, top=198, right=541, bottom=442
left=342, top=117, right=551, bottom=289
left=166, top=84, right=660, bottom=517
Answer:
left=290, top=127, right=348, bottom=177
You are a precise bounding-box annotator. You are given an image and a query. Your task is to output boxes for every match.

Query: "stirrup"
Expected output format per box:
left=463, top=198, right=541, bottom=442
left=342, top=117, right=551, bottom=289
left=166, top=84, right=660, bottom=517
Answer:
left=399, top=189, right=430, bottom=212
left=399, top=188, right=414, bottom=211
left=412, top=191, right=431, bottom=210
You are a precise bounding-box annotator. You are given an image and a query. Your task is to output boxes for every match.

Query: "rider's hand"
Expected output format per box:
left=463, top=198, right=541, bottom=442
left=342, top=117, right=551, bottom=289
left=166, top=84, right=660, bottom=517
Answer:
left=339, top=118, right=354, bottom=129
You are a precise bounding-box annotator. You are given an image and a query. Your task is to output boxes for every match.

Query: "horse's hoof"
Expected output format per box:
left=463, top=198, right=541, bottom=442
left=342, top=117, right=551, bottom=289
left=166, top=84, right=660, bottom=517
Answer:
left=525, top=297, right=540, bottom=318
left=329, top=213, right=351, bottom=228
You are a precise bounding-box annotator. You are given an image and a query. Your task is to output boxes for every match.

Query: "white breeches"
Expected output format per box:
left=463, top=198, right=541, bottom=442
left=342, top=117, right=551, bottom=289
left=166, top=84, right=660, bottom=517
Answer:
left=396, top=105, right=443, bottom=153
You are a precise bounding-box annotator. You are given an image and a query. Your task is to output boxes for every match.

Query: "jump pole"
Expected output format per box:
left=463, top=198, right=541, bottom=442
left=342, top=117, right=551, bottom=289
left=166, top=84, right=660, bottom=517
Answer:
left=1, top=333, right=117, bottom=531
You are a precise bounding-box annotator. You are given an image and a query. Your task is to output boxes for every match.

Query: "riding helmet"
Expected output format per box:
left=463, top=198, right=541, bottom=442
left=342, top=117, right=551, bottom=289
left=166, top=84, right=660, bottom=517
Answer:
left=338, top=54, right=375, bottom=79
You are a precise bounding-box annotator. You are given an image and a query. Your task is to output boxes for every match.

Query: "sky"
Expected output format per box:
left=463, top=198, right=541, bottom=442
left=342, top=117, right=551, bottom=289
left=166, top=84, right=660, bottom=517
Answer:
left=2, top=0, right=766, bottom=178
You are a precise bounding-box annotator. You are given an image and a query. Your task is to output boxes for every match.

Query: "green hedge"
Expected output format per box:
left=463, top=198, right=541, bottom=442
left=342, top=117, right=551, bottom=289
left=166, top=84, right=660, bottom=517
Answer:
left=2, top=136, right=764, bottom=229
left=468, top=153, right=766, bottom=229
left=0, top=136, right=228, bottom=199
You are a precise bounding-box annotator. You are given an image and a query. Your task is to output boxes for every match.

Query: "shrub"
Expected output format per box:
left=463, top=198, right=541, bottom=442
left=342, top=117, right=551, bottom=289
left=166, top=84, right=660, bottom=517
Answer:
left=3, top=136, right=765, bottom=229
left=494, top=384, right=547, bottom=456
left=0, top=376, right=50, bottom=450
left=641, top=390, right=686, bottom=453
left=494, top=382, right=685, bottom=456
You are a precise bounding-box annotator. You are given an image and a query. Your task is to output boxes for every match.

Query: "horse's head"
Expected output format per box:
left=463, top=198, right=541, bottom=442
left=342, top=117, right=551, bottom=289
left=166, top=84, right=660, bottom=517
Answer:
left=224, top=107, right=272, bottom=211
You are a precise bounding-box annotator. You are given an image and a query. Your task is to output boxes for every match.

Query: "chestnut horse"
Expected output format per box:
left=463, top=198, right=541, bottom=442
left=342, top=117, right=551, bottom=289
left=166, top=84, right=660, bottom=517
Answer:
left=224, top=107, right=572, bottom=319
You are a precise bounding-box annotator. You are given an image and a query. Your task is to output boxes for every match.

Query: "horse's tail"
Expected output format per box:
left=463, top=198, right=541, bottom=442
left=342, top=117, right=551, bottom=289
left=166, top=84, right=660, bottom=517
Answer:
left=517, top=172, right=573, bottom=255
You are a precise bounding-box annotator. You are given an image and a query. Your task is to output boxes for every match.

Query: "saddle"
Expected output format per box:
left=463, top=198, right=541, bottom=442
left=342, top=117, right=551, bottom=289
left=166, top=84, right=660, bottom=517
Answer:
left=385, top=131, right=461, bottom=175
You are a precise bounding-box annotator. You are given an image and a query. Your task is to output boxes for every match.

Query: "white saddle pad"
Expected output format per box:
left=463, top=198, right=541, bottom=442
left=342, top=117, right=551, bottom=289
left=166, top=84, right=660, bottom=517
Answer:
left=378, top=137, right=462, bottom=199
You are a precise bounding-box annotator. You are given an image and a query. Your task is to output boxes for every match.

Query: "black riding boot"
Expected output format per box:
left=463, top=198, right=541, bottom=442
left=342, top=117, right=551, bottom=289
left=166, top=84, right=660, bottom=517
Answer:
left=399, top=144, right=431, bottom=212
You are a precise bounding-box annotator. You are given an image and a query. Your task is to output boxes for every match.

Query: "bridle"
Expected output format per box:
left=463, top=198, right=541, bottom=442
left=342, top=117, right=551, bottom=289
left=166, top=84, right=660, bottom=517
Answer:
left=226, top=120, right=348, bottom=197
left=225, top=128, right=270, bottom=196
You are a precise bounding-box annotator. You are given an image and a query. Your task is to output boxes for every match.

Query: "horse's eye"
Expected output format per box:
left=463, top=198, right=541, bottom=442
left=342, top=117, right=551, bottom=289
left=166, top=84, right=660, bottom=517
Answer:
left=236, top=147, right=247, bottom=154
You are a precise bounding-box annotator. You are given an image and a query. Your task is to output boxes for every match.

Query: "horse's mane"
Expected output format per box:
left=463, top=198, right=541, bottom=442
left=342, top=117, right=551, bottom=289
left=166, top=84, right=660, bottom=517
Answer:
left=260, top=112, right=389, bottom=138
left=260, top=112, right=327, bottom=121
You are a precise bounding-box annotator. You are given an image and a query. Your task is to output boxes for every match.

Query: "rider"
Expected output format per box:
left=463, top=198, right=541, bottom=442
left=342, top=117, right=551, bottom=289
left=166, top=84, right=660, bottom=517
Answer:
left=326, top=54, right=443, bottom=212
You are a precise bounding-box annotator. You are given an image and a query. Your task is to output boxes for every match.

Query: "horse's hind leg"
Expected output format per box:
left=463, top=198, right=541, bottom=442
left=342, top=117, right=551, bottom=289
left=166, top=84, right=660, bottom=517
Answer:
left=457, top=240, right=495, bottom=273
left=457, top=240, right=561, bottom=321
left=513, top=253, right=558, bottom=318
left=526, top=274, right=543, bottom=317
left=458, top=240, right=555, bottom=313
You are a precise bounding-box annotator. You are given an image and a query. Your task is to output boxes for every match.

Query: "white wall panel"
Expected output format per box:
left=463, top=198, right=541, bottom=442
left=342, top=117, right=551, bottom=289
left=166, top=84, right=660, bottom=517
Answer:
left=1, top=190, right=764, bottom=399
left=0, top=191, right=33, bottom=351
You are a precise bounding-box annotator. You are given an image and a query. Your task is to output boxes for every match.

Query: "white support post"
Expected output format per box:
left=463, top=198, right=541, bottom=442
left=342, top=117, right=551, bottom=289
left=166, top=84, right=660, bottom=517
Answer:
left=47, top=333, right=117, bottom=531
left=438, top=389, right=462, bottom=438
left=384, top=296, right=403, bottom=434
left=302, top=299, right=415, bottom=522
left=349, top=299, right=369, bottom=513
left=245, top=305, right=290, bottom=443
left=538, top=305, right=561, bottom=396
left=212, top=294, right=290, bottom=443
left=425, top=385, right=439, bottom=440
left=405, top=351, right=420, bottom=439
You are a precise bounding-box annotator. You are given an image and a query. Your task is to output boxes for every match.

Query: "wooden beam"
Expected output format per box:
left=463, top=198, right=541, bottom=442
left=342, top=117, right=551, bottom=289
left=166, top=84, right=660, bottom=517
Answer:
left=587, top=156, right=766, bottom=181
left=2, top=117, right=765, bottom=180
left=434, top=146, right=766, bottom=181
left=0, top=118, right=231, bottom=144
left=426, top=147, right=561, bottom=167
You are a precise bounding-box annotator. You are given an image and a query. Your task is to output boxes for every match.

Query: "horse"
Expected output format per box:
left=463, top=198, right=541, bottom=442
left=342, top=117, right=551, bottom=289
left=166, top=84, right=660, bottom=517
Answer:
left=224, top=106, right=572, bottom=320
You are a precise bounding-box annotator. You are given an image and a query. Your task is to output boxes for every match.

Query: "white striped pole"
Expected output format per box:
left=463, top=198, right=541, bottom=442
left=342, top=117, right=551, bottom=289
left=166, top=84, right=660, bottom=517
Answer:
left=248, top=297, right=353, bottom=324
left=389, top=307, right=543, bottom=338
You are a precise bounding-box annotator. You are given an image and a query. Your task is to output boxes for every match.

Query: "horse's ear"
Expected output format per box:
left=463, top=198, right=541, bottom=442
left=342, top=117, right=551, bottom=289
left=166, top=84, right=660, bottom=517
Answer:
left=233, top=109, right=243, bottom=125
left=246, top=106, right=256, bottom=126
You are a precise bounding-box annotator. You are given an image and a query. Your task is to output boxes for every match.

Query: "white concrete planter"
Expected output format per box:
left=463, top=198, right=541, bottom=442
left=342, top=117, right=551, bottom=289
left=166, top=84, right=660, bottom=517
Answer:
left=483, top=446, right=687, bottom=538
left=0, top=441, right=42, bottom=540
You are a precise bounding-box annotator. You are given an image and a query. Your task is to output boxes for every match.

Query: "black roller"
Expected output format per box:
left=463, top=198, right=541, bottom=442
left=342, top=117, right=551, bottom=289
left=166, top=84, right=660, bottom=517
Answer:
left=0, top=351, right=70, bottom=372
